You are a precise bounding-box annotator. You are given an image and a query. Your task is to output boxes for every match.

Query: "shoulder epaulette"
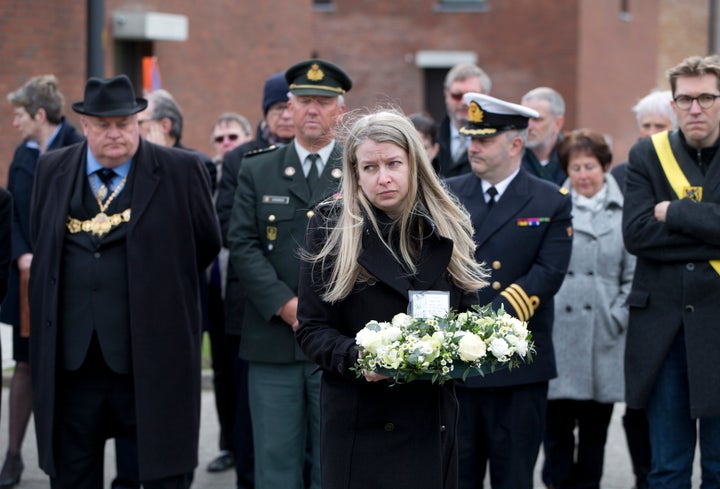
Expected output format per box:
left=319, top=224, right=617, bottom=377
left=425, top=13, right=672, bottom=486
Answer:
left=559, top=187, right=569, bottom=195
left=245, top=145, right=279, bottom=158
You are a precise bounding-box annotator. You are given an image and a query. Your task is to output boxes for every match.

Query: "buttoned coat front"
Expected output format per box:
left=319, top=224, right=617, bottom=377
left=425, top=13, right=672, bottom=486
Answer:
left=623, top=131, right=720, bottom=417
left=446, top=169, right=573, bottom=387
left=296, top=207, right=479, bottom=489
left=549, top=175, right=636, bottom=402
left=228, top=142, right=343, bottom=363
left=29, top=140, right=221, bottom=480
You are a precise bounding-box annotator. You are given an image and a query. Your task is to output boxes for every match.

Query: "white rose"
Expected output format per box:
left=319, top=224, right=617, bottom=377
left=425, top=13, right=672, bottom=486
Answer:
left=507, top=315, right=529, bottom=339
left=458, top=333, right=487, bottom=362
left=515, top=338, right=529, bottom=357
left=391, top=313, right=414, bottom=328
left=416, top=338, right=439, bottom=363
left=489, top=337, right=511, bottom=360
left=379, top=347, right=402, bottom=370
left=380, top=325, right=403, bottom=343
left=356, top=328, right=383, bottom=354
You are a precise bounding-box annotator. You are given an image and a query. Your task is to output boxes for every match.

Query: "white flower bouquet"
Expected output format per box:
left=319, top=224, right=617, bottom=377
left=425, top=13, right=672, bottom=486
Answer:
left=353, top=304, right=534, bottom=384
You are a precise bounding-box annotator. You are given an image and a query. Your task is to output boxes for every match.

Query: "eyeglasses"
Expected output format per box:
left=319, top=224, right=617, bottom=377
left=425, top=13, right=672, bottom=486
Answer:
left=448, top=91, right=465, bottom=102
left=673, top=93, right=720, bottom=110
left=214, top=134, right=240, bottom=144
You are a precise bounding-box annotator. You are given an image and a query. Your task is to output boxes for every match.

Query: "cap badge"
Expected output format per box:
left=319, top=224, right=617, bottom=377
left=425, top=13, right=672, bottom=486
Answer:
left=307, top=64, right=325, bottom=82
left=468, top=101, right=484, bottom=124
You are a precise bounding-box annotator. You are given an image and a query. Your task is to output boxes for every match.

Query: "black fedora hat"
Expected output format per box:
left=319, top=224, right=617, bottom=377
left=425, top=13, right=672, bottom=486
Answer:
left=72, top=74, right=148, bottom=117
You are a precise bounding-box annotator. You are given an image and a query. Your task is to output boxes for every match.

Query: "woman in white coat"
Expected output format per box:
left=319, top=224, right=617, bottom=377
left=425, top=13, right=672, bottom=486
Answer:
left=543, top=129, right=636, bottom=489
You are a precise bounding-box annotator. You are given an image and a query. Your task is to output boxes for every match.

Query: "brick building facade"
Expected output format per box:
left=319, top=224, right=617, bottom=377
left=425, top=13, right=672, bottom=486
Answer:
left=0, top=0, right=710, bottom=186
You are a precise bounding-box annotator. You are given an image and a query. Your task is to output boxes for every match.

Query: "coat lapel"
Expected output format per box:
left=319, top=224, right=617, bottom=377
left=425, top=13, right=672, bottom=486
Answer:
left=358, top=228, right=413, bottom=299
left=357, top=218, right=454, bottom=299
left=315, top=144, right=343, bottom=201
left=128, top=140, right=160, bottom=231
left=283, top=145, right=312, bottom=204
left=50, top=144, right=86, bottom=249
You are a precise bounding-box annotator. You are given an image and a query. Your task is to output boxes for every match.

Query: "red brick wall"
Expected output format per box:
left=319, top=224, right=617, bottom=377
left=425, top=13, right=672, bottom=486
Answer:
left=0, top=0, right=709, bottom=187
left=0, top=1, right=87, bottom=183
left=314, top=0, right=579, bottom=119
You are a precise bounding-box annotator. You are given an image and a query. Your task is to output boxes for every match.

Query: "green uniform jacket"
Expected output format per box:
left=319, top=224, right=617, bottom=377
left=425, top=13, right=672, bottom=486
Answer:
left=228, top=142, right=343, bottom=363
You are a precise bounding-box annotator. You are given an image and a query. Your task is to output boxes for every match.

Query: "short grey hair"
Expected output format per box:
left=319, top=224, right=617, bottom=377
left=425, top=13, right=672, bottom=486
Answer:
left=7, top=74, right=65, bottom=124
left=521, top=87, right=565, bottom=117
left=632, top=90, right=677, bottom=128
left=212, top=112, right=252, bottom=137
left=444, top=63, right=492, bottom=94
left=147, top=89, right=183, bottom=140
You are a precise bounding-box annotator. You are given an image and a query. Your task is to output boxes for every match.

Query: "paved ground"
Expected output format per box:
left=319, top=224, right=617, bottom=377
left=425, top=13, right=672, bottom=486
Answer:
left=0, top=326, right=702, bottom=488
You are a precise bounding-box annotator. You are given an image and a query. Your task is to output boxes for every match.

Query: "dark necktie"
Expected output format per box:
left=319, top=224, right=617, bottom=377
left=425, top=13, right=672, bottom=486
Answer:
left=96, top=168, right=117, bottom=203
left=306, top=154, right=320, bottom=192
left=487, top=186, right=498, bottom=209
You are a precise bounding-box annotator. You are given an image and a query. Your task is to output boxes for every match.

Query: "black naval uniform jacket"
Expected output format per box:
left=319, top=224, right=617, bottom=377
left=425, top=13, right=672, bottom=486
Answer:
left=446, top=169, right=573, bottom=387
left=623, top=130, right=720, bottom=418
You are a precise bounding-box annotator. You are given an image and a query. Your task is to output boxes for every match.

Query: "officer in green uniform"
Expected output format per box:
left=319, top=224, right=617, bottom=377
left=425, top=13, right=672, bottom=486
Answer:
left=227, top=59, right=351, bottom=489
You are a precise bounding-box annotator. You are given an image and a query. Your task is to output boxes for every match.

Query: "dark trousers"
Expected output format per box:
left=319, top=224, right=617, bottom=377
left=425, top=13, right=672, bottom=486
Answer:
left=623, top=407, right=651, bottom=489
left=456, top=381, right=548, bottom=489
left=233, top=357, right=255, bottom=489
left=52, top=338, right=190, bottom=489
left=112, top=437, right=140, bottom=489
left=543, top=399, right=614, bottom=489
left=208, top=286, right=237, bottom=454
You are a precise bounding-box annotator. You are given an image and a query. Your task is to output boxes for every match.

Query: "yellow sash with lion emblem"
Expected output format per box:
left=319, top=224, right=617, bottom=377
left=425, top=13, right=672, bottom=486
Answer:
left=651, top=130, right=720, bottom=276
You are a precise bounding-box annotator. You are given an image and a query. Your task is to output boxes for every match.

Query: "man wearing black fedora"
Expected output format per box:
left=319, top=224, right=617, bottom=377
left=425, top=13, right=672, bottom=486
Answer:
left=28, top=74, right=221, bottom=489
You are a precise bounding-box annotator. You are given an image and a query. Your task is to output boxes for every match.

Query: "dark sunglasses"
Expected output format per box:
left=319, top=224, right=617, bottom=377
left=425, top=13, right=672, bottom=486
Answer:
left=448, top=91, right=465, bottom=102
left=214, top=133, right=240, bottom=143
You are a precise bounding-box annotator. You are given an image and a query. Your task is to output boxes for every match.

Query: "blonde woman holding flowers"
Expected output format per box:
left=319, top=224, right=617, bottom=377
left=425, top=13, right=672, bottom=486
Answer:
left=296, top=109, right=488, bottom=489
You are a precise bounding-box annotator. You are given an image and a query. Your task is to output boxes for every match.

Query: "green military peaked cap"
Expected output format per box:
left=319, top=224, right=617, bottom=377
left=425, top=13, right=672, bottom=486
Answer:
left=285, top=59, right=352, bottom=97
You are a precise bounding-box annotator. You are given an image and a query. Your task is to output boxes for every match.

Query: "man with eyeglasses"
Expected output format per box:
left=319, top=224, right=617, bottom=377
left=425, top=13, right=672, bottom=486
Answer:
left=211, top=113, right=253, bottom=165
left=623, top=54, right=720, bottom=488
left=437, top=63, right=492, bottom=178
left=137, top=89, right=216, bottom=192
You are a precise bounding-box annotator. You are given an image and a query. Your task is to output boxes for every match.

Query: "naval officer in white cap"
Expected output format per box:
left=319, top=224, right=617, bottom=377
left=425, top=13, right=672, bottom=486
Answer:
left=446, top=92, right=574, bottom=489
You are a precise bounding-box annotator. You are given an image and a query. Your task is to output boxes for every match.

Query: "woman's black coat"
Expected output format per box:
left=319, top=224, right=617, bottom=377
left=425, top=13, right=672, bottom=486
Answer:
left=297, top=208, right=479, bottom=489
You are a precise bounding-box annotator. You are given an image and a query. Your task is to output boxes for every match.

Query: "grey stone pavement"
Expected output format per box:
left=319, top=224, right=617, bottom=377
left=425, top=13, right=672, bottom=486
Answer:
left=1, top=327, right=702, bottom=488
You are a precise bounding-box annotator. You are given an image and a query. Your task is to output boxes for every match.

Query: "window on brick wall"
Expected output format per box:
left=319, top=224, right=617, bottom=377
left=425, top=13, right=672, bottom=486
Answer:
left=313, top=0, right=335, bottom=12
left=435, top=0, right=488, bottom=12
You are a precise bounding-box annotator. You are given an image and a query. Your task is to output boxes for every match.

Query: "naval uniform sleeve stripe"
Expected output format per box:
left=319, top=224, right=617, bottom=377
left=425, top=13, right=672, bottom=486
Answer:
left=508, top=283, right=540, bottom=316
left=501, top=287, right=529, bottom=321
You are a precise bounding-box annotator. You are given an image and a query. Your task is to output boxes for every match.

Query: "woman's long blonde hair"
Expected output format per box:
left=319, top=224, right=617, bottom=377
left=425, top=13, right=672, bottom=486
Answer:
left=307, top=109, right=488, bottom=303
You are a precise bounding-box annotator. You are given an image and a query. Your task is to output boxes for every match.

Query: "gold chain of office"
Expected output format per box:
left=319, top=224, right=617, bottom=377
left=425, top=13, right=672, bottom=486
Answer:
left=65, top=174, right=131, bottom=237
